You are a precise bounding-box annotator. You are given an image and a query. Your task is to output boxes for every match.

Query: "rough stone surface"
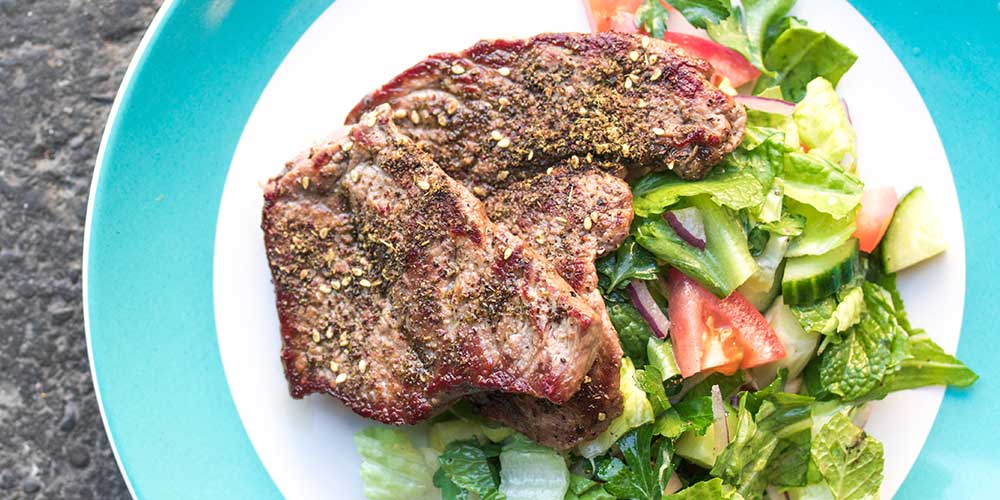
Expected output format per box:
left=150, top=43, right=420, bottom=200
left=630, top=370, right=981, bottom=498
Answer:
left=1, top=1, right=160, bottom=498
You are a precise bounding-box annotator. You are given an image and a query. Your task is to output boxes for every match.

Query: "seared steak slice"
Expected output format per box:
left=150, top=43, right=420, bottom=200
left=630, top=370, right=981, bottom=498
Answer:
left=346, top=31, right=745, bottom=186
left=470, top=168, right=631, bottom=449
left=262, top=106, right=604, bottom=424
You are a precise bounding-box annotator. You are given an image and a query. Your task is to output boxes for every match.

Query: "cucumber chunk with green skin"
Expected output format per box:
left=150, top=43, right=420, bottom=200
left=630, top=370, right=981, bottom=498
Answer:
left=781, top=238, right=859, bottom=306
left=738, top=235, right=790, bottom=311
left=881, top=187, right=947, bottom=273
left=647, top=337, right=681, bottom=381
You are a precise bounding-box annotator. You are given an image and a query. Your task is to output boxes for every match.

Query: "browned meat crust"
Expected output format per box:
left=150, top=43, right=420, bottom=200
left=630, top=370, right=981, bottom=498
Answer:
left=469, top=168, right=631, bottom=449
left=346, top=31, right=745, bottom=186
left=261, top=106, right=604, bottom=424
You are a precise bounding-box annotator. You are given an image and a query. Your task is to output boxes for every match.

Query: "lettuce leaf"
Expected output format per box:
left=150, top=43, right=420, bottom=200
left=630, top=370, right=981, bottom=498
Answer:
left=664, top=478, right=741, bottom=499
left=784, top=199, right=857, bottom=258
left=754, top=22, right=857, bottom=102
left=632, top=167, right=766, bottom=217
left=704, top=0, right=797, bottom=76
left=435, top=440, right=503, bottom=500
left=355, top=427, right=438, bottom=500
left=578, top=358, right=655, bottom=458
left=780, top=152, right=863, bottom=220
left=498, top=435, right=569, bottom=500
left=710, top=397, right=778, bottom=499
left=810, top=413, right=884, bottom=500
left=793, top=78, right=857, bottom=170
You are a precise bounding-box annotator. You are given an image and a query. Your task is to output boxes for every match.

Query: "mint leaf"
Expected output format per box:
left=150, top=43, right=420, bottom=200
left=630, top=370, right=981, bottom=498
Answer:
left=636, top=365, right=671, bottom=415
left=436, top=440, right=503, bottom=500
left=863, top=331, right=978, bottom=400
left=596, top=237, right=659, bottom=293
left=607, top=301, right=655, bottom=364
left=810, top=413, right=884, bottom=500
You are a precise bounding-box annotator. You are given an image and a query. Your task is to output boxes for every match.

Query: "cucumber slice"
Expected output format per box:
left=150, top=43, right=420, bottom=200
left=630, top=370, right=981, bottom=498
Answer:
left=781, top=238, right=858, bottom=306
left=738, top=235, right=790, bottom=311
left=647, top=337, right=681, bottom=381
left=881, top=187, right=947, bottom=273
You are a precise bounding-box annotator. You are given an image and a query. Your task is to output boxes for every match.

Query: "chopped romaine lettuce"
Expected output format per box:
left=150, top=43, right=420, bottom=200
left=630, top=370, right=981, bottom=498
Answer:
left=780, top=152, right=863, bottom=221
left=704, top=0, right=797, bottom=76
left=635, top=197, right=758, bottom=297
left=747, top=109, right=800, bottom=149
left=754, top=22, right=857, bottom=102
left=498, top=434, right=569, bottom=500
left=785, top=199, right=858, bottom=258
left=632, top=167, right=766, bottom=217
left=665, top=477, right=742, bottom=499
left=810, top=413, right=884, bottom=500
left=355, top=427, right=438, bottom=500
left=793, top=78, right=857, bottom=170
left=648, top=336, right=682, bottom=381
left=578, top=358, right=655, bottom=458
left=429, top=420, right=487, bottom=452
left=711, top=396, right=778, bottom=499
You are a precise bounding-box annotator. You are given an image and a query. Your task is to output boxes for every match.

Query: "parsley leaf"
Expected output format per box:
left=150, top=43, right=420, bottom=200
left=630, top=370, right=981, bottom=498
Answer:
left=597, top=237, right=659, bottom=294
left=635, top=0, right=671, bottom=38
left=604, top=425, right=661, bottom=500
left=665, top=0, right=731, bottom=29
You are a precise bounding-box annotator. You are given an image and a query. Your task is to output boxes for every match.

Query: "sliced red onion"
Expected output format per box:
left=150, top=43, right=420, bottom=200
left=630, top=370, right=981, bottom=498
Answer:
left=852, top=403, right=873, bottom=429
left=784, top=377, right=803, bottom=395
left=736, top=95, right=795, bottom=116
left=841, top=97, right=853, bottom=124
left=627, top=279, right=670, bottom=339
left=711, top=385, right=729, bottom=454
left=663, top=473, right=684, bottom=495
left=664, top=207, right=706, bottom=249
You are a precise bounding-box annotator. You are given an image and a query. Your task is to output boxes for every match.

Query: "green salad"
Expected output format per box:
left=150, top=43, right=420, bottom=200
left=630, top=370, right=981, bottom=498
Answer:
left=353, top=2, right=977, bottom=499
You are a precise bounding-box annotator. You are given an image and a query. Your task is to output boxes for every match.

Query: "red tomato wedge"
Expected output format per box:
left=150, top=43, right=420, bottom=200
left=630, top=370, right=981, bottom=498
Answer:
left=667, top=269, right=786, bottom=378
left=661, top=32, right=761, bottom=88
left=853, top=187, right=898, bottom=253
left=584, top=0, right=642, bottom=33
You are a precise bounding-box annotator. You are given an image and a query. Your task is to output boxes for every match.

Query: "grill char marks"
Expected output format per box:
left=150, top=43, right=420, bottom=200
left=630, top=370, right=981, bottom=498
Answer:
left=262, top=106, right=604, bottom=424
left=347, top=31, right=746, bottom=187
left=470, top=168, right=631, bottom=449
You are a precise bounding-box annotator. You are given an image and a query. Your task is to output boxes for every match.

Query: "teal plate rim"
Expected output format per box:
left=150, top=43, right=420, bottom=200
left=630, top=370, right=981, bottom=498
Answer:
left=83, top=1, right=1000, bottom=498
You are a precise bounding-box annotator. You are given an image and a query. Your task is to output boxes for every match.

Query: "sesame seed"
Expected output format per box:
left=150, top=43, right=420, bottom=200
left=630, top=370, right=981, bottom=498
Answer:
left=498, top=96, right=510, bottom=106
left=545, top=167, right=554, bottom=175
left=535, top=235, right=545, bottom=244
left=585, top=153, right=593, bottom=163
left=624, top=77, right=633, bottom=90
left=473, top=186, right=488, bottom=197
left=584, top=375, right=593, bottom=383
left=622, top=143, right=631, bottom=155
left=527, top=150, right=534, bottom=161
left=591, top=211, right=600, bottom=222
left=578, top=106, right=588, bottom=115
left=299, top=269, right=309, bottom=280
left=417, top=179, right=431, bottom=191
left=329, top=361, right=339, bottom=372
left=311, top=330, right=321, bottom=343
left=584, top=216, right=593, bottom=230
left=319, top=284, right=332, bottom=294
left=409, top=110, right=421, bottom=125
left=393, top=108, right=408, bottom=119
left=497, top=170, right=510, bottom=181
left=341, top=276, right=352, bottom=286
left=554, top=216, right=568, bottom=224
left=359, top=278, right=372, bottom=288
left=335, top=373, right=347, bottom=384
left=361, top=113, right=377, bottom=127
left=349, top=170, right=360, bottom=183
left=641, top=36, right=650, bottom=48
left=667, top=161, right=676, bottom=170
left=331, top=280, right=341, bottom=290
left=318, top=227, right=330, bottom=238
left=445, top=100, right=459, bottom=115
left=326, top=327, right=334, bottom=339
left=652, top=127, right=665, bottom=136
left=451, top=64, right=466, bottom=75
left=597, top=412, right=607, bottom=421
left=503, top=247, right=513, bottom=260
left=628, top=50, right=640, bottom=62
left=496, top=137, right=511, bottom=148
left=358, top=359, right=368, bottom=372
left=650, top=68, right=662, bottom=81
left=498, top=67, right=511, bottom=76
left=342, top=141, right=353, bottom=152
left=300, top=176, right=310, bottom=189
left=649, top=54, right=658, bottom=64
left=638, top=99, right=648, bottom=108
left=352, top=267, right=363, bottom=276
left=437, top=114, right=448, bottom=127
left=490, top=130, right=503, bottom=141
